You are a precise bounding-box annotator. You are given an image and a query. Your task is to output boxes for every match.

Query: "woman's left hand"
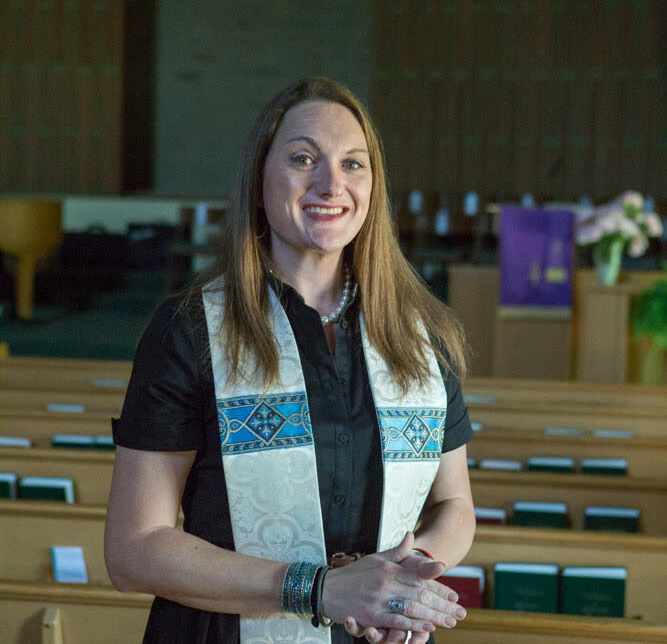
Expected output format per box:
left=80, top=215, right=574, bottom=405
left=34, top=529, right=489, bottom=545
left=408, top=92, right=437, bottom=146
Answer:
left=343, top=617, right=431, bottom=644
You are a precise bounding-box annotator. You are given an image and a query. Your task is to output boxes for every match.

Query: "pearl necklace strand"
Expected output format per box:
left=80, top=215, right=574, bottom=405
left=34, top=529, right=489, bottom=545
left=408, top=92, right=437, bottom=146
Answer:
left=320, top=267, right=354, bottom=326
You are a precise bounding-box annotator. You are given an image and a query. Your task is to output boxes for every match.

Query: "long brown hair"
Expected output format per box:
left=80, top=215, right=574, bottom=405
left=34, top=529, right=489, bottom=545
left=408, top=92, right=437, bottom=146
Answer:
left=201, top=77, right=467, bottom=391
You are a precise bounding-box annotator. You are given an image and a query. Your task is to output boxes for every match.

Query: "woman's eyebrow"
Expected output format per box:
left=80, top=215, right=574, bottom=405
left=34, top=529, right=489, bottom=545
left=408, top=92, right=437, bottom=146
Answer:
left=284, top=136, right=369, bottom=156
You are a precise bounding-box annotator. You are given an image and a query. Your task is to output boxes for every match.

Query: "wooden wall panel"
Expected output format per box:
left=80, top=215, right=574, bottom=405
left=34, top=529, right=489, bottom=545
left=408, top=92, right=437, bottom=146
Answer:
left=0, top=0, right=124, bottom=194
left=371, top=0, right=663, bottom=203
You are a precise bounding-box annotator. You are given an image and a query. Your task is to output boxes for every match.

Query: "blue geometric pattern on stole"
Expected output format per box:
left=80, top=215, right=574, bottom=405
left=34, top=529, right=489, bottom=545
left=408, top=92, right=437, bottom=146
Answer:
left=378, top=408, right=447, bottom=461
left=217, top=393, right=312, bottom=454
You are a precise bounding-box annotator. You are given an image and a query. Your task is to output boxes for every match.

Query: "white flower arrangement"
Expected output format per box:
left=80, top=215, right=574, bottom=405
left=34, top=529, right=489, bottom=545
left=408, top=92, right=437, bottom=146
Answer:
left=575, top=191, right=663, bottom=258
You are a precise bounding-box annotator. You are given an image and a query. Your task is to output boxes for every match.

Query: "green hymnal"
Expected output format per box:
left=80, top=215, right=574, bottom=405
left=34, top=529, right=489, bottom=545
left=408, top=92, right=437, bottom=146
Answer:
left=581, top=458, right=627, bottom=476
left=592, top=429, right=633, bottom=439
left=471, top=422, right=483, bottom=432
left=19, top=477, right=75, bottom=503
left=584, top=506, right=639, bottom=533
left=494, top=563, right=559, bottom=613
left=51, top=434, right=95, bottom=449
left=544, top=427, right=584, bottom=437
left=0, top=473, right=18, bottom=499
left=94, top=435, right=115, bottom=450
left=513, top=502, right=569, bottom=528
left=561, top=567, right=626, bottom=617
left=528, top=457, right=575, bottom=473
left=474, top=507, right=507, bottom=525
left=467, top=457, right=477, bottom=468
left=479, top=459, right=522, bottom=471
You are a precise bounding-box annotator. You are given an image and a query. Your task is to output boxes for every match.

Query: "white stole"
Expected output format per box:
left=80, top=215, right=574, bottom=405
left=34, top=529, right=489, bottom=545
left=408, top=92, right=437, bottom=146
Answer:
left=203, top=283, right=447, bottom=644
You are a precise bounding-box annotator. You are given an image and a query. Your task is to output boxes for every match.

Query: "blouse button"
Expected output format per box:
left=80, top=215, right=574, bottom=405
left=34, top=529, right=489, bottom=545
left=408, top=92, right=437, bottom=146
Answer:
left=338, top=433, right=350, bottom=445
left=334, top=495, right=345, bottom=506
left=340, top=319, right=349, bottom=330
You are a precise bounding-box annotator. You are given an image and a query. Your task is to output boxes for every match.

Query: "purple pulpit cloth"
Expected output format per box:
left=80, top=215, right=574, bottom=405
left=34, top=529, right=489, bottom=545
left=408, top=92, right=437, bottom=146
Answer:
left=499, top=207, right=574, bottom=310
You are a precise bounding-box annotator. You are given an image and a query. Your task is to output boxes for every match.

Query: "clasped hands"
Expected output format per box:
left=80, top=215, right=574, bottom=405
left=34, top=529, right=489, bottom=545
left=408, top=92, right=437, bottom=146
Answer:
left=322, top=532, right=466, bottom=644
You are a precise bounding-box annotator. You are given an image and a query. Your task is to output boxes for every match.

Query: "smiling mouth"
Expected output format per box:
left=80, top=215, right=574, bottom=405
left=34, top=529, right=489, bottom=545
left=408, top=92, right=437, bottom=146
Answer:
left=303, top=206, right=347, bottom=216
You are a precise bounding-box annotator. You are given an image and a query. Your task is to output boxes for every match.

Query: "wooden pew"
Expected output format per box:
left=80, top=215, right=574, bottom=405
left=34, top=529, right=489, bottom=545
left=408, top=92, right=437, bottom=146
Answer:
left=468, top=427, right=667, bottom=480
left=468, top=404, right=665, bottom=438
left=0, top=356, right=131, bottom=393
left=0, top=448, right=114, bottom=505
left=3, top=447, right=666, bottom=532
left=0, top=501, right=184, bottom=585
left=463, top=526, right=667, bottom=622
left=0, top=410, right=111, bottom=446
left=0, top=389, right=124, bottom=415
left=465, top=376, right=667, bottom=412
left=470, top=470, right=667, bottom=535
left=3, top=580, right=665, bottom=644
left=0, top=580, right=151, bottom=644
left=437, top=609, right=667, bottom=644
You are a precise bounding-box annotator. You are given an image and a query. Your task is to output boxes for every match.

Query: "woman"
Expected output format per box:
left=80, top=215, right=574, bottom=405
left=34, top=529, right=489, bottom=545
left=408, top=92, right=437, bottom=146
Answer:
left=105, top=77, right=475, bottom=644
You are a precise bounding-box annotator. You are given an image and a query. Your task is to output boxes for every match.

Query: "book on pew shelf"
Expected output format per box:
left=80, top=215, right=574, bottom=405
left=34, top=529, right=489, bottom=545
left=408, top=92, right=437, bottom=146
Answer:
left=92, top=377, right=127, bottom=389
left=0, top=473, right=18, bottom=499
left=0, top=436, right=31, bottom=448
left=467, top=457, right=477, bottom=468
left=581, top=458, right=627, bottom=476
left=584, top=506, right=640, bottom=533
left=51, top=434, right=95, bottom=449
left=46, top=403, right=86, bottom=413
left=471, top=422, right=483, bottom=432
left=512, top=501, right=569, bottom=528
left=474, top=507, right=507, bottom=525
left=18, top=476, right=75, bottom=503
left=94, top=435, right=116, bottom=450
left=560, top=567, right=626, bottom=617
left=494, top=563, right=559, bottom=613
left=527, top=457, right=575, bottom=473
left=592, top=429, right=633, bottom=439
left=544, top=427, right=584, bottom=437
left=51, top=546, right=88, bottom=583
left=439, top=566, right=485, bottom=608
left=463, top=394, right=496, bottom=404
left=479, top=459, right=522, bottom=471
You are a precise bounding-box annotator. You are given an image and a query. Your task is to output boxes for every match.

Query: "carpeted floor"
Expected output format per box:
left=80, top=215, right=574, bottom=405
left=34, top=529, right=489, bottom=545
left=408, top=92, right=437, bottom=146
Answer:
left=0, top=268, right=175, bottom=360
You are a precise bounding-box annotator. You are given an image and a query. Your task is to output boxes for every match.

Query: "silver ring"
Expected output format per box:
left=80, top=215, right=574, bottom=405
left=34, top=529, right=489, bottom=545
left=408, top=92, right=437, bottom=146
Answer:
left=387, top=598, right=406, bottom=615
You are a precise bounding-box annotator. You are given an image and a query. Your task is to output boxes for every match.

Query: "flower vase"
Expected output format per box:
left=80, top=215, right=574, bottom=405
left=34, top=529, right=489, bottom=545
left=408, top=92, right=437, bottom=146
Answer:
left=593, top=237, right=624, bottom=287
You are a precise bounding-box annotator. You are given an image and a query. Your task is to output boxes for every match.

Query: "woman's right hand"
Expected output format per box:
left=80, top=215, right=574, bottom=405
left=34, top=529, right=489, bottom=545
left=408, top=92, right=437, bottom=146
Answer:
left=321, top=532, right=466, bottom=634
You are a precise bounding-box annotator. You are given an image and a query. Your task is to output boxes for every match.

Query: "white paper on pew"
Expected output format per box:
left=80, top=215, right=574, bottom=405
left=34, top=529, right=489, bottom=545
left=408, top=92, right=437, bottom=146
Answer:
left=0, top=436, right=31, bottom=447
left=441, top=565, right=486, bottom=592
left=581, top=458, right=627, bottom=469
left=528, top=457, right=575, bottom=468
left=495, top=563, right=559, bottom=575
left=47, top=404, right=86, bottom=414
left=463, top=394, right=496, bottom=404
left=51, top=546, right=88, bottom=583
left=561, top=566, right=627, bottom=580
left=592, top=429, right=633, bottom=439
left=474, top=507, right=507, bottom=521
left=514, top=501, right=568, bottom=514
left=92, top=378, right=127, bottom=389
left=544, top=427, right=584, bottom=436
left=479, top=459, right=522, bottom=471
left=585, top=507, right=640, bottom=518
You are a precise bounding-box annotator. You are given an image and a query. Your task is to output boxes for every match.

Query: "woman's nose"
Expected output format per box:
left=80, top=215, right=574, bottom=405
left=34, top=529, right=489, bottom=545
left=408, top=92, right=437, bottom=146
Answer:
left=315, top=161, right=344, bottom=198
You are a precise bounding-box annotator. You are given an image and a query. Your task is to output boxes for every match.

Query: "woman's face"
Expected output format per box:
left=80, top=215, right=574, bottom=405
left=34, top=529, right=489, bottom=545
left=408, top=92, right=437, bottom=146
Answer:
left=262, top=100, right=372, bottom=267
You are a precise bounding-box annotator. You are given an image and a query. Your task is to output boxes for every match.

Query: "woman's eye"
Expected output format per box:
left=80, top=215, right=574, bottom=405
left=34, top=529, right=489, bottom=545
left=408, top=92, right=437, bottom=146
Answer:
left=343, top=159, right=363, bottom=169
left=292, top=154, right=313, bottom=166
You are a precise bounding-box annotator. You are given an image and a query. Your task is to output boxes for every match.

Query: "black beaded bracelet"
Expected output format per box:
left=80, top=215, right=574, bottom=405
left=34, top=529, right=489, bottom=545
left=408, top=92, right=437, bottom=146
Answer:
left=310, top=565, right=332, bottom=628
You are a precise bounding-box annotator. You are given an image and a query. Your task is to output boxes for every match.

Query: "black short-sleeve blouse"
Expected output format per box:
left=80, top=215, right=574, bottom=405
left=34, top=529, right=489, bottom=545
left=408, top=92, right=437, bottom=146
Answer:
left=112, top=282, right=472, bottom=644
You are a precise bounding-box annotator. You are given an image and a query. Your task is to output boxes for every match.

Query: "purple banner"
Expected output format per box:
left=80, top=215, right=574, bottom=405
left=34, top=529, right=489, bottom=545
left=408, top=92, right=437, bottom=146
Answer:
left=499, top=207, right=574, bottom=309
